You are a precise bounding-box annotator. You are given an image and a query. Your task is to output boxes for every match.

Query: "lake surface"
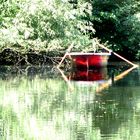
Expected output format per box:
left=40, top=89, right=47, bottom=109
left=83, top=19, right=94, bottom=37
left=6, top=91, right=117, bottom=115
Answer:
left=0, top=63, right=140, bottom=140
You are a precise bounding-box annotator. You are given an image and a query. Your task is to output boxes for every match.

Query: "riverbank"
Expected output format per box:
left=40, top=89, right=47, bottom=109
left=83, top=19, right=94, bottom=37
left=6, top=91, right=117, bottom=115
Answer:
left=1, top=47, right=138, bottom=66
left=0, top=48, right=65, bottom=66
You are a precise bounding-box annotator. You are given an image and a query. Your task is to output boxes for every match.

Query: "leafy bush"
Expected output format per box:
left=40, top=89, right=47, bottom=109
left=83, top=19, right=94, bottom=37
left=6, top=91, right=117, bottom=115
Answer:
left=90, top=0, right=140, bottom=59
left=0, top=0, right=95, bottom=53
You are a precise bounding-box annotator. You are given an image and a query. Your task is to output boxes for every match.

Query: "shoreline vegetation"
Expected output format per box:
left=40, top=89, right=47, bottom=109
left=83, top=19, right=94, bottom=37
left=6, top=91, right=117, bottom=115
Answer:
left=0, top=0, right=96, bottom=65
left=0, top=48, right=64, bottom=65
left=0, top=0, right=140, bottom=65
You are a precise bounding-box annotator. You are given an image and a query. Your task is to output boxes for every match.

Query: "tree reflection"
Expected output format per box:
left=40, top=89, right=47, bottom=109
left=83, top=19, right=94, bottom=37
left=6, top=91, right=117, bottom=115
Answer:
left=86, top=67, right=140, bottom=138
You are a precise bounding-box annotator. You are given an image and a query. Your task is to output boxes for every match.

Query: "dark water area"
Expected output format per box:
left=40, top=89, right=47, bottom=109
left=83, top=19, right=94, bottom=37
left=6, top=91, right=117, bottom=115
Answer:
left=0, top=63, right=140, bottom=140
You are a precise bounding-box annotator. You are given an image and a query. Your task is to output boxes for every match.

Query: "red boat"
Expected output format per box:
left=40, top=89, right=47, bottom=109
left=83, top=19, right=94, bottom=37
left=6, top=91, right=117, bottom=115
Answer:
left=67, top=52, right=111, bottom=69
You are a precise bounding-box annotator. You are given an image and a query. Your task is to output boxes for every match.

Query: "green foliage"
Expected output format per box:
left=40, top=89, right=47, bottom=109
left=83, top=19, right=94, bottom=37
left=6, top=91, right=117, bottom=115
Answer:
left=0, top=0, right=95, bottom=53
left=0, top=0, right=20, bottom=18
left=90, top=0, right=140, bottom=59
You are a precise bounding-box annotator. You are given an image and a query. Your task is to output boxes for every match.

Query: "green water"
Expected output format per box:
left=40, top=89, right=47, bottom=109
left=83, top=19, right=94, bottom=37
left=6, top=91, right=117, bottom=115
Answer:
left=0, top=64, right=140, bottom=140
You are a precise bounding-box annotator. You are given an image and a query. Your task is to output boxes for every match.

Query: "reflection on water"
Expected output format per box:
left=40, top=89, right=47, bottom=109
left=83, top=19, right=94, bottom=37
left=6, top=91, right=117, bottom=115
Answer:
left=0, top=64, right=140, bottom=140
left=68, top=67, right=109, bottom=81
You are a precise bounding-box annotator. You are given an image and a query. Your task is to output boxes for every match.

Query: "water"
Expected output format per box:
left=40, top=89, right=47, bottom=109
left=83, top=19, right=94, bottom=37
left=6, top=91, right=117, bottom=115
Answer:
left=0, top=64, right=140, bottom=140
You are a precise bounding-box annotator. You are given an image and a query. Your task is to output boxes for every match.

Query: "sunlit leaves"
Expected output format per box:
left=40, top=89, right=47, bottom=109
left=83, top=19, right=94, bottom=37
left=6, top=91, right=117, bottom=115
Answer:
left=0, top=0, right=95, bottom=52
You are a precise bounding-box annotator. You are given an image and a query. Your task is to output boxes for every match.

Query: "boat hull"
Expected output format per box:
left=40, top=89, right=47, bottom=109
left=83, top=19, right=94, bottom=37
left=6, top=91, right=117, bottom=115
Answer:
left=68, top=52, right=111, bottom=69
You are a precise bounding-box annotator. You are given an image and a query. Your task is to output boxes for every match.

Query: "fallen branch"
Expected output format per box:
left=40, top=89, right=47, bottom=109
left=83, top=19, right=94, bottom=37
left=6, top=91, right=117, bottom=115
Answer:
left=96, top=65, right=137, bottom=93
left=57, top=43, right=74, bottom=68
left=95, top=39, right=139, bottom=67
left=57, top=67, right=73, bottom=91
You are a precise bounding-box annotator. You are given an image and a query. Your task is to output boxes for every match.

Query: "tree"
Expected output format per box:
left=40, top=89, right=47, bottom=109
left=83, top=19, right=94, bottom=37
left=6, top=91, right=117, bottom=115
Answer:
left=0, top=0, right=95, bottom=53
left=90, top=0, right=140, bottom=59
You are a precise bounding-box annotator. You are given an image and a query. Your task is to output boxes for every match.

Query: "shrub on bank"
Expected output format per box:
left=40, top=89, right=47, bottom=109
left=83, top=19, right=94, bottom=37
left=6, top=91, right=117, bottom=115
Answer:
left=0, top=0, right=95, bottom=54
left=89, top=0, right=140, bottom=59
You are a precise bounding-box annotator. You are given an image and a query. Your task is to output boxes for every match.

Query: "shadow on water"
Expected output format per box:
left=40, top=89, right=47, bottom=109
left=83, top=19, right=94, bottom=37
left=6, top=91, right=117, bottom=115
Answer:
left=65, top=63, right=140, bottom=139
left=88, top=66, right=140, bottom=139
left=0, top=63, right=140, bottom=140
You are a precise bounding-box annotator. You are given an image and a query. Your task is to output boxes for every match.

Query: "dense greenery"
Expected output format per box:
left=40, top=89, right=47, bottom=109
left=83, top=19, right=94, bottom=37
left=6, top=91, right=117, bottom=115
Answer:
left=0, top=0, right=95, bottom=53
left=90, top=0, right=140, bottom=59
left=0, top=0, right=140, bottom=61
